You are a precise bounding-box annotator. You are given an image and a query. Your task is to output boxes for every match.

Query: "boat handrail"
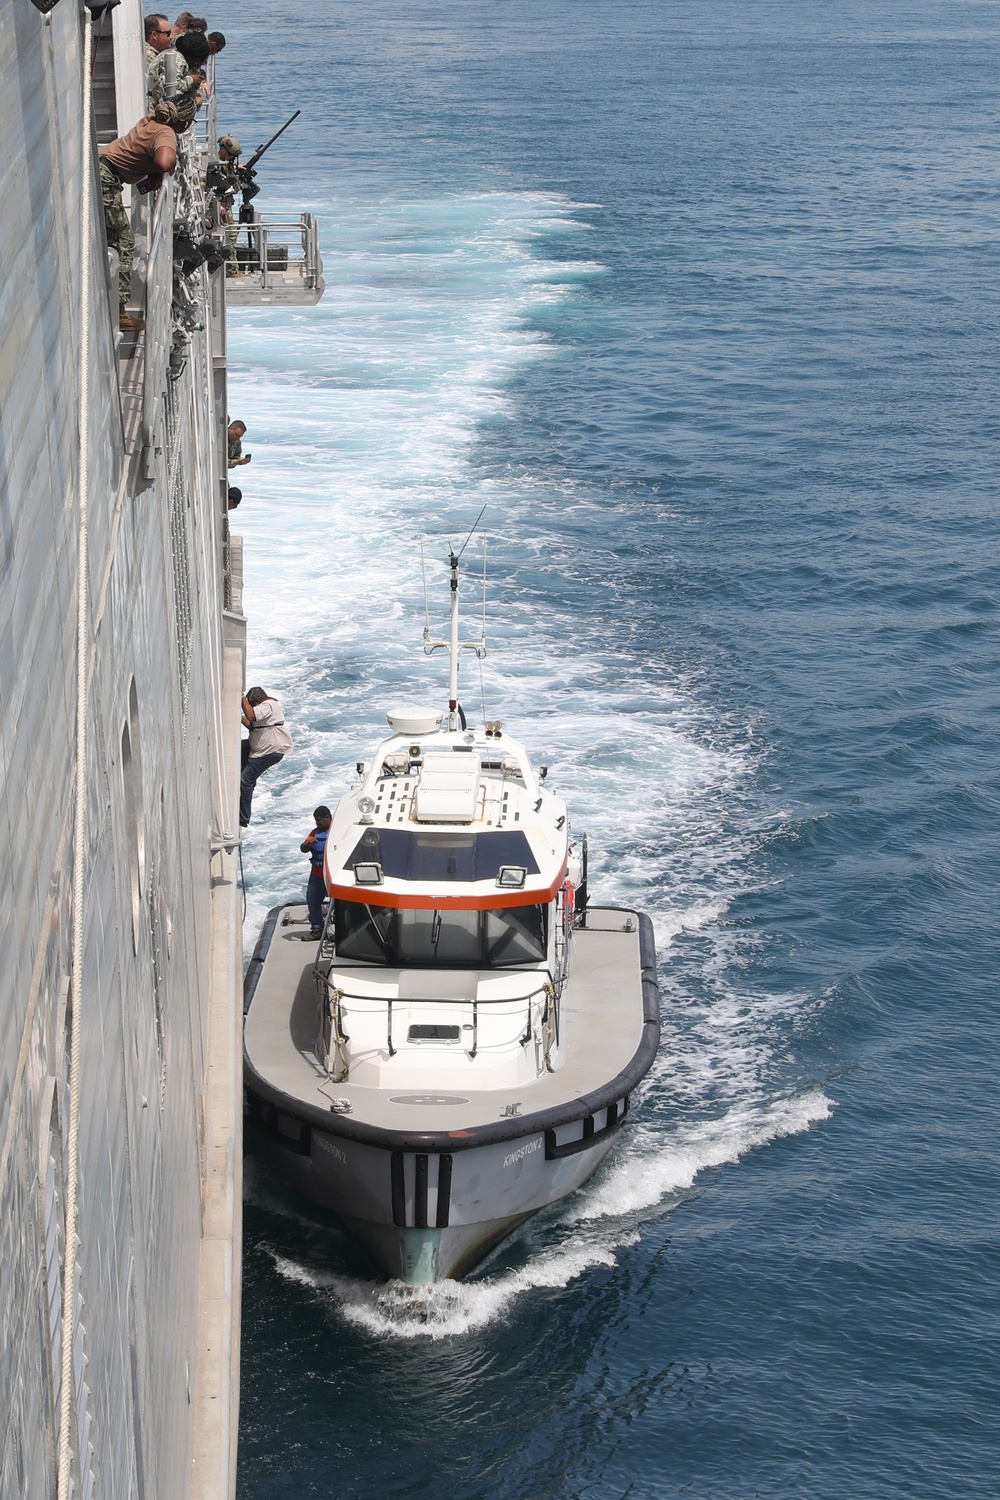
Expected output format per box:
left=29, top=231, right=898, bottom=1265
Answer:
left=317, top=975, right=558, bottom=1081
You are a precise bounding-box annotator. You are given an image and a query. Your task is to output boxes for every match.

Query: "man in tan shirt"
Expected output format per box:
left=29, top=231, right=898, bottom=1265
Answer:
left=98, top=101, right=191, bottom=330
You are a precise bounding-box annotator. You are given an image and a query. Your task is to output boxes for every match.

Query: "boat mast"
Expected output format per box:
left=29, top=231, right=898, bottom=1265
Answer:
left=422, top=527, right=487, bottom=726
left=448, top=549, right=460, bottom=730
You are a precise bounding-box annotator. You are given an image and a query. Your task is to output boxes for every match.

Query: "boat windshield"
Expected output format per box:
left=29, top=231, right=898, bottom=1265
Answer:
left=343, top=828, right=540, bottom=882
left=334, top=901, right=548, bottom=968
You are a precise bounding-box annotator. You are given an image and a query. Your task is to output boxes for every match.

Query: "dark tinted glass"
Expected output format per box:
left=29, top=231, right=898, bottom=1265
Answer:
left=333, top=901, right=547, bottom=967
left=344, top=828, right=539, bottom=881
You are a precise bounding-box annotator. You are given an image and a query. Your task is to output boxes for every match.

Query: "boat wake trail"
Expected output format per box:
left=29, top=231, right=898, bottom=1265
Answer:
left=233, top=186, right=835, bottom=1331
left=262, top=1088, right=829, bottom=1340
left=565, top=1088, right=832, bottom=1225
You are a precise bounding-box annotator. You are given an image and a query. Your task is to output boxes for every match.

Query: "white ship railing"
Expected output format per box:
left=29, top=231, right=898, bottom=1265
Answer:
left=141, top=177, right=175, bottom=479
left=225, top=214, right=325, bottom=305
left=318, top=975, right=558, bottom=1083
left=191, top=58, right=218, bottom=169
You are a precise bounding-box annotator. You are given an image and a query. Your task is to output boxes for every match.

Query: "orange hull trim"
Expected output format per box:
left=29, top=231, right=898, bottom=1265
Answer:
left=327, top=861, right=567, bottom=910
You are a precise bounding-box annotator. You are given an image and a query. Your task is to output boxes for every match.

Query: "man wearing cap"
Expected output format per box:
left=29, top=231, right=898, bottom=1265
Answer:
left=99, top=99, right=195, bottom=330
left=213, top=133, right=242, bottom=224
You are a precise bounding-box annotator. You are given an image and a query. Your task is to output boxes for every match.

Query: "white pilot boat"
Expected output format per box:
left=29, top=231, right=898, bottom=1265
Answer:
left=243, top=550, right=660, bottom=1282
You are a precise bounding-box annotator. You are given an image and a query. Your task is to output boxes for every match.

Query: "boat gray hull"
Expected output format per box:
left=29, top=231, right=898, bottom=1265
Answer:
left=244, top=904, right=659, bottom=1282
left=245, top=1095, right=623, bottom=1280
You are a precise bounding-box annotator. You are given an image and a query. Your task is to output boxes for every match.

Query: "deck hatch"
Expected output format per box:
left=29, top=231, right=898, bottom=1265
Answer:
left=413, top=752, right=481, bottom=822
left=407, top=1024, right=461, bottom=1044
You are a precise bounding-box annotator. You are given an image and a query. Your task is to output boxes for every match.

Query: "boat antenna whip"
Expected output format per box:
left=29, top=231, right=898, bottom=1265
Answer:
left=456, top=502, right=487, bottom=559
left=422, top=512, right=488, bottom=730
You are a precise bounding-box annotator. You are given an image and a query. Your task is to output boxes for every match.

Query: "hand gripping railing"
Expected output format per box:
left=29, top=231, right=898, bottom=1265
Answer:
left=315, top=974, right=559, bottom=1083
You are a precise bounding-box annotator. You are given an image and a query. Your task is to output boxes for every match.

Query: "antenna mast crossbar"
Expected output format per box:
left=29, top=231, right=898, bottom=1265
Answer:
left=419, top=522, right=488, bottom=730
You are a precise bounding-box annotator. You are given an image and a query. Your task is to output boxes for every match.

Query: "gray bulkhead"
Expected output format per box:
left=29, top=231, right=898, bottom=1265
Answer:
left=0, top=2, right=245, bottom=1495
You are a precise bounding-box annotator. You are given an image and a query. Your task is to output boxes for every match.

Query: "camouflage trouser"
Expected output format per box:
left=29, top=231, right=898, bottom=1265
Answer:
left=100, top=161, right=134, bottom=309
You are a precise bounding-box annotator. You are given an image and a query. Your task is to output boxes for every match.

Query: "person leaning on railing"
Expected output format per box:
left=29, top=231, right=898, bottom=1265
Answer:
left=148, top=30, right=210, bottom=112
left=170, top=11, right=205, bottom=38
left=98, top=98, right=197, bottom=332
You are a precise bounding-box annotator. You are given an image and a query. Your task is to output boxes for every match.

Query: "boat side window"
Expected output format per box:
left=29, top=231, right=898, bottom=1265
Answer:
left=335, top=900, right=396, bottom=961
left=484, top=905, right=547, bottom=965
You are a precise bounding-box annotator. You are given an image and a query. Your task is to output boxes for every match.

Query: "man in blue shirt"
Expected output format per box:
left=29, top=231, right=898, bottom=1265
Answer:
left=300, top=806, right=332, bottom=937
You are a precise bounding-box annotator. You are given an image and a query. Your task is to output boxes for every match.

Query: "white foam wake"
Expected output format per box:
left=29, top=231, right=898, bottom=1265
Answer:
left=565, top=1088, right=832, bottom=1224
left=261, top=1089, right=829, bottom=1340
left=269, top=1235, right=635, bottom=1341
left=232, top=187, right=833, bottom=1338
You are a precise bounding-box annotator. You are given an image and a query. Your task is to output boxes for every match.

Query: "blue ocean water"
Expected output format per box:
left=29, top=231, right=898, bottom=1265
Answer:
left=216, top=1, right=1000, bottom=1494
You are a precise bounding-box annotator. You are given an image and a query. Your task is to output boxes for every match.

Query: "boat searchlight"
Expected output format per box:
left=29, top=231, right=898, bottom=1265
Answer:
left=353, top=862, right=383, bottom=886
left=496, top=865, right=527, bottom=890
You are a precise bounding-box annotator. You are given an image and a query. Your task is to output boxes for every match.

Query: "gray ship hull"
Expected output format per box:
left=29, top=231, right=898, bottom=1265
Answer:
left=0, top=0, right=326, bottom=1485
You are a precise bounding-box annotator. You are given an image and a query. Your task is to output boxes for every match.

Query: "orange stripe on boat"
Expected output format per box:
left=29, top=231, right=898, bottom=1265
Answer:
left=326, top=861, right=567, bottom=909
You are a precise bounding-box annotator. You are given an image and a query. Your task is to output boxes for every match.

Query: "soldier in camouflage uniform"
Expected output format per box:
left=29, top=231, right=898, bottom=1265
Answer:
left=100, top=161, right=134, bottom=313
left=147, top=31, right=209, bottom=113
left=145, top=14, right=171, bottom=102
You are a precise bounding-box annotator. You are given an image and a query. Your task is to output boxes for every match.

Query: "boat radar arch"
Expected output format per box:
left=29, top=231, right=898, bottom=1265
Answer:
left=386, top=707, right=442, bottom=736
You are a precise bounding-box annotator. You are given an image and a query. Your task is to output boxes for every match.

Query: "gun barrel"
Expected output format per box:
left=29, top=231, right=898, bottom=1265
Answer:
left=245, top=109, right=302, bottom=171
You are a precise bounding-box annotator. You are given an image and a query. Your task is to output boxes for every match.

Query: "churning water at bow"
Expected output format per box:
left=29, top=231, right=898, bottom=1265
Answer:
left=219, top=1, right=1000, bottom=1494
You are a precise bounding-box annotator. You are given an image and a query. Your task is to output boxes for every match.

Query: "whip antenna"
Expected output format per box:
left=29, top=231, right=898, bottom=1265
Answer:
left=456, top=503, right=488, bottom=560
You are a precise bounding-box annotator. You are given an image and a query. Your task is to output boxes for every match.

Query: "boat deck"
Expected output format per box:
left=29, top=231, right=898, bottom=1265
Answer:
left=245, top=905, right=647, bottom=1134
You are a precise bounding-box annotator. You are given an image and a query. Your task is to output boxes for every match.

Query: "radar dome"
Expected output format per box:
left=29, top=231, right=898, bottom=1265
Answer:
left=386, top=706, right=442, bottom=736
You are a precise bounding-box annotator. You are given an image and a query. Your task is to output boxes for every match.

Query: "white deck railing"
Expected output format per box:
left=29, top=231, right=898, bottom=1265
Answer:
left=140, top=177, right=175, bottom=478
left=318, top=973, right=558, bottom=1083
left=224, top=214, right=325, bottom=304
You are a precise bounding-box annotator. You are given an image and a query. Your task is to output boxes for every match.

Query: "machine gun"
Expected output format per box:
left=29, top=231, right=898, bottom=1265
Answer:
left=236, top=110, right=302, bottom=223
